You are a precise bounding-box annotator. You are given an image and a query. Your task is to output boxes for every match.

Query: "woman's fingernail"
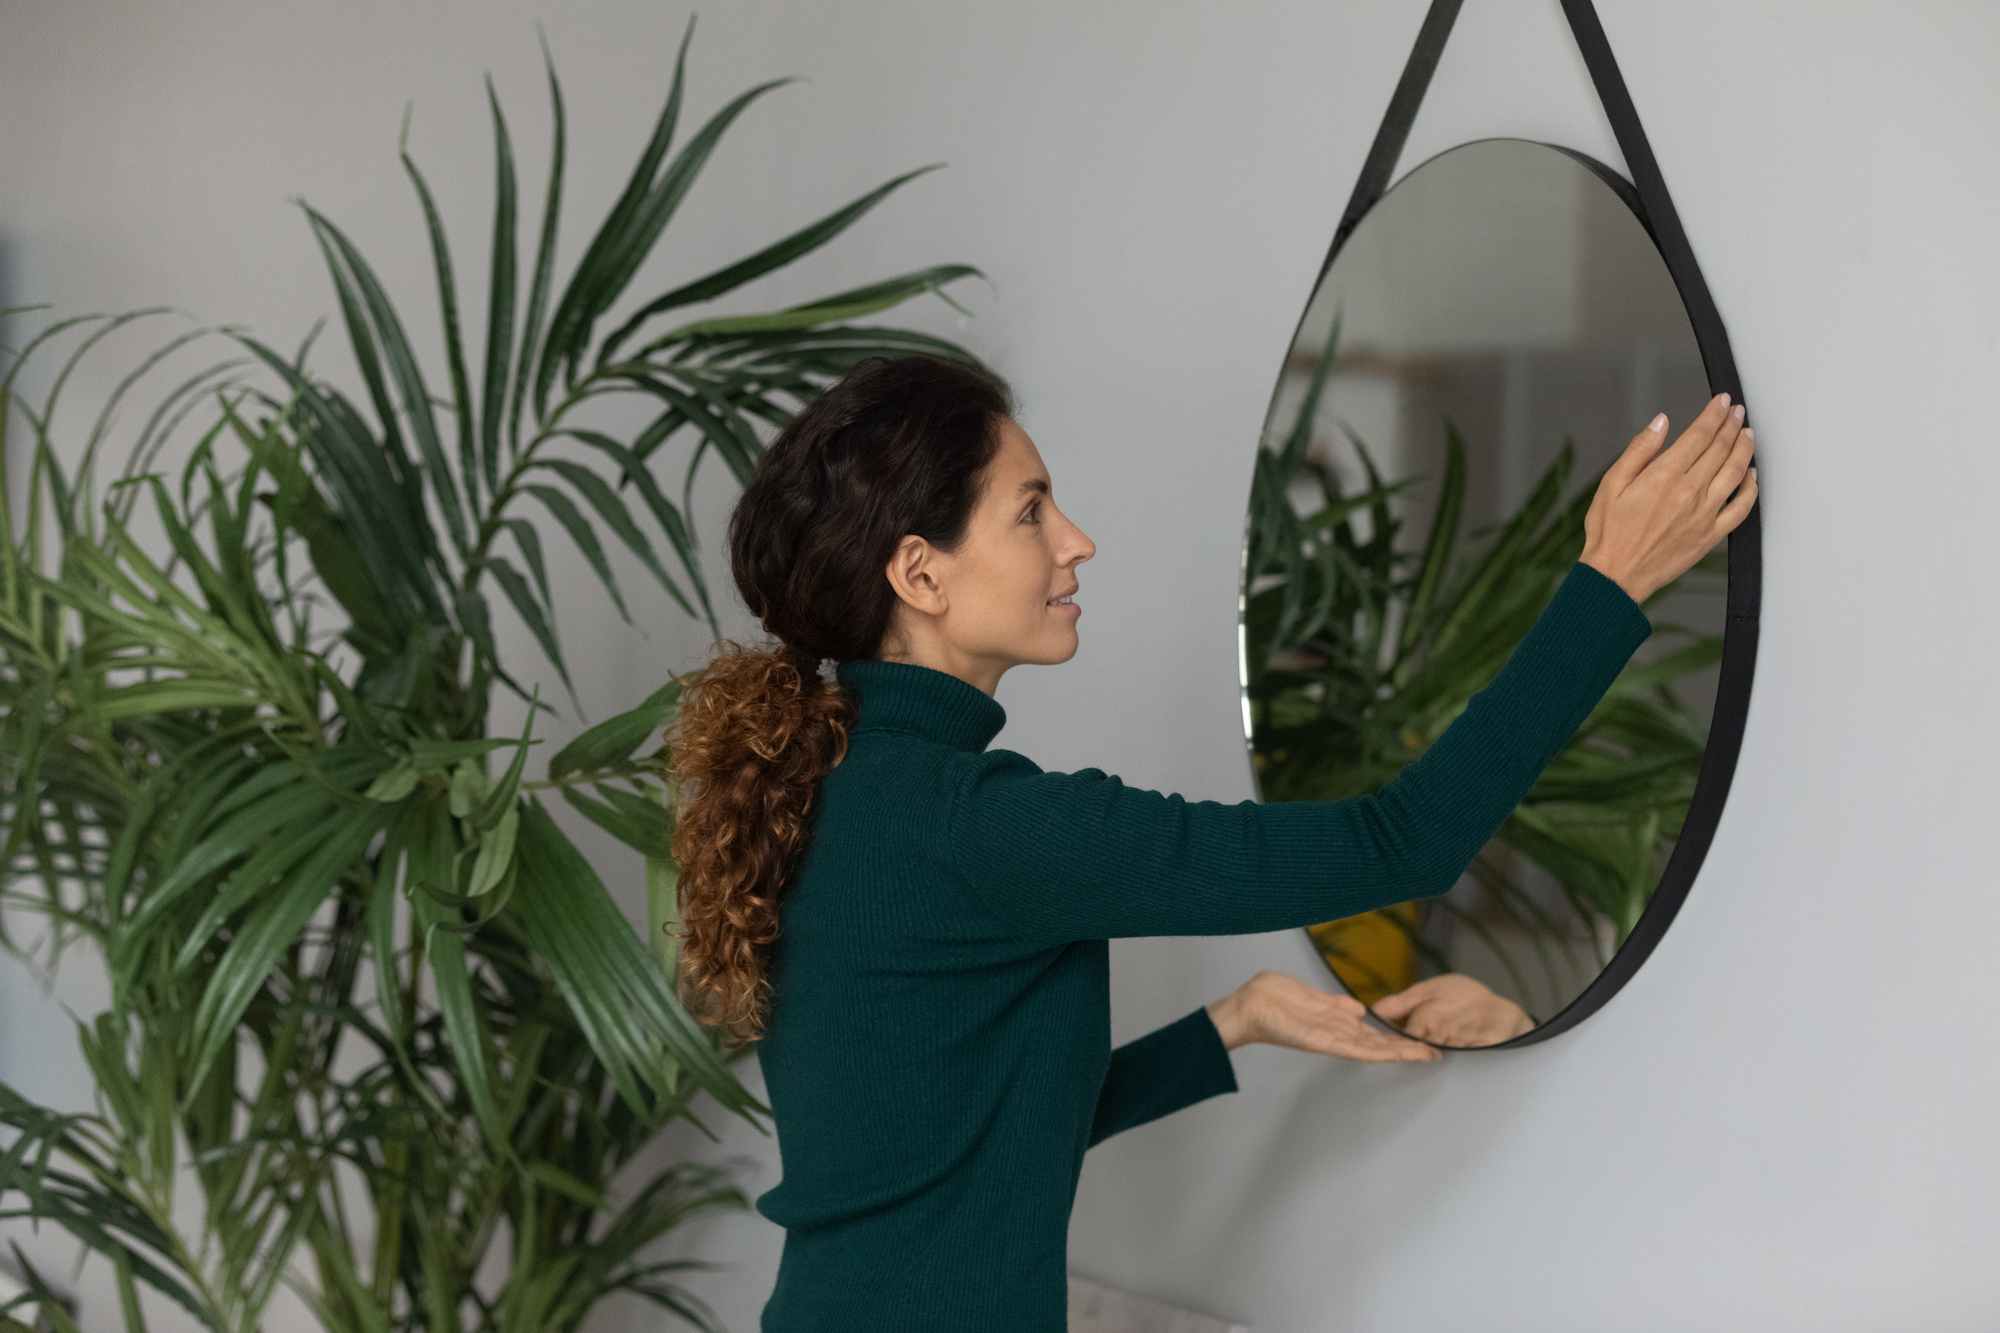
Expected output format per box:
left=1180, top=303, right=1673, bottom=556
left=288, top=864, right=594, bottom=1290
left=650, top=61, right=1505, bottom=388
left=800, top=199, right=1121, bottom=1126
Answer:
left=1718, top=392, right=1731, bottom=406
left=1648, top=413, right=1666, bottom=434
left=1743, top=427, right=1755, bottom=440
left=1732, top=405, right=1745, bottom=421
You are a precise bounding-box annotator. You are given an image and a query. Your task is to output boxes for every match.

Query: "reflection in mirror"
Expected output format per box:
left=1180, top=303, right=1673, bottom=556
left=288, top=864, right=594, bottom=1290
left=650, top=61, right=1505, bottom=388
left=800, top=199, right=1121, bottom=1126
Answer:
left=1243, top=139, right=1724, bottom=1047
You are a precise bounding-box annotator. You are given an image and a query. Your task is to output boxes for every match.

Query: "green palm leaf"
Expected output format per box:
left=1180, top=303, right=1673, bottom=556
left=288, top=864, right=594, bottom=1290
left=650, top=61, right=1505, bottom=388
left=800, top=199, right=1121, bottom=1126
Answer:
left=510, top=801, right=757, bottom=1117
left=596, top=163, right=944, bottom=364
left=481, top=76, right=519, bottom=495
left=521, top=482, right=631, bottom=622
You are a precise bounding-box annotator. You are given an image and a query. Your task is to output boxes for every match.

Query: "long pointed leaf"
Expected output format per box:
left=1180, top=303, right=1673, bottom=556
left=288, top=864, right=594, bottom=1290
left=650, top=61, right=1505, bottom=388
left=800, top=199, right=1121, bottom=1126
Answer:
left=512, top=36, right=566, bottom=448
left=534, top=18, right=696, bottom=415
left=596, top=163, right=943, bottom=364
left=482, top=553, right=572, bottom=698
left=644, top=264, right=980, bottom=346
left=234, top=336, right=441, bottom=629
left=509, top=801, right=760, bottom=1118
left=547, top=677, right=680, bottom=780
left=481, top=75, right=519, bottom=496
left=420, top=897, right=506, bottom=1149
left=186, top=803, right=388, bottom=1088
left=566, top=429, right=700, bottom=577
left=533, top=458, right=692, bottom=615
left=401, top=140, right=481, bottom=512
left=304, top=208, right=472, bottom=561
left=521, top=483, right=630, bottom=623
left=1399, top=420, right=1466, bottom=654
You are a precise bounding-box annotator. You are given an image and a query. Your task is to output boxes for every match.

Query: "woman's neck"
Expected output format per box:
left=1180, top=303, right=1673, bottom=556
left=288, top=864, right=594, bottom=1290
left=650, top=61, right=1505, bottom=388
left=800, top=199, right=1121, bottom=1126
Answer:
left=875, top=627, right=1009, bottom=698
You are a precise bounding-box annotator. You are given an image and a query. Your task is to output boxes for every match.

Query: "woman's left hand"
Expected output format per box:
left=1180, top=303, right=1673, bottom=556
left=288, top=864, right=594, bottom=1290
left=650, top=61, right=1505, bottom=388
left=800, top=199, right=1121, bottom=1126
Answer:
left=1371, top=973, right=1534, bottom=1046
left=1207, top=971, right=1440, bottom=1062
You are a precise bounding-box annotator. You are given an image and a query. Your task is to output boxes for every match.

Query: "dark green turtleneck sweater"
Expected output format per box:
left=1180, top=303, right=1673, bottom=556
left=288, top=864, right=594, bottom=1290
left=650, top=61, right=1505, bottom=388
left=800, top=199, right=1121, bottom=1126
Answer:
left=756, top=562, right=1651, bottom=1331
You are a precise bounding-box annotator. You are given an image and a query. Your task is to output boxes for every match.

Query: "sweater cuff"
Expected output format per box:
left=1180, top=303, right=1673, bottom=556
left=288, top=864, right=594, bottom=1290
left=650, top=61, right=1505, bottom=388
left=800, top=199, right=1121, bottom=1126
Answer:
left=1087, top=1009, right=1238, bottom=1148
left=1559, top=560, right=1654, bottom=650
left=1174, top=1007, right=1239, bottom=1100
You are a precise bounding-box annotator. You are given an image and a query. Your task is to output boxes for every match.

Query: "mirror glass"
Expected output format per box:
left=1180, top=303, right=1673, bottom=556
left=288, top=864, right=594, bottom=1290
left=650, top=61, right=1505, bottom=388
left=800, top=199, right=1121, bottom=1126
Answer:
left=1242, top=139, right=1724, bottom=1047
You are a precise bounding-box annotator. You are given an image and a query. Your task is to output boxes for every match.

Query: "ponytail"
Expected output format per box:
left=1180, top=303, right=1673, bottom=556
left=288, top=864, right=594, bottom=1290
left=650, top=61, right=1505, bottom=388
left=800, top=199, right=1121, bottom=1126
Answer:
left=669, top=643, right=855, bottom=1041
left=668, top=354, right=1013, bottom=1040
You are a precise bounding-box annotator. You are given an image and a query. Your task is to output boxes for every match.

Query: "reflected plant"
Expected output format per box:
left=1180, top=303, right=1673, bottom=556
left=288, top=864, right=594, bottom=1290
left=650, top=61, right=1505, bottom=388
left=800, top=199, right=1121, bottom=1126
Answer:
left=1244, top=320, right=1722, bottom=1018
left=0, top=25, right=980, bottom=1333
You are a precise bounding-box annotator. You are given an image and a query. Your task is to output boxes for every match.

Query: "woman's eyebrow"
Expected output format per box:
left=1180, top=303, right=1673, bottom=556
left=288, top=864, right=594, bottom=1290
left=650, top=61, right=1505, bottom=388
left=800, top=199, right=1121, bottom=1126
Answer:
left=1017, top=478, right=1050, bottom=497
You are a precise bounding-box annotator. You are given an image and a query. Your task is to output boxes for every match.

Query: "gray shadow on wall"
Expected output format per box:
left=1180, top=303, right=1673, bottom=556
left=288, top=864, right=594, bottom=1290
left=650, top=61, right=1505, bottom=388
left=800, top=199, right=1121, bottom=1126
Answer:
left=1209, top=1047, right=1548, bottom=1303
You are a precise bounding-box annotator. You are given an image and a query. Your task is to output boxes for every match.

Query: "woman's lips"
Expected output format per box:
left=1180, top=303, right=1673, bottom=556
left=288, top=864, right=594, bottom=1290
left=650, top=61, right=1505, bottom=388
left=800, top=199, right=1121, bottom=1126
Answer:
left=1047, top=593, right=1080, bottom=618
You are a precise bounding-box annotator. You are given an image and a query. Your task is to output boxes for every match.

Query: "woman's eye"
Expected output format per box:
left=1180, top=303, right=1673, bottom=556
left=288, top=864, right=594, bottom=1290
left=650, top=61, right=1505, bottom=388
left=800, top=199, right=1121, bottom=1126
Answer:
left=1022, top=503, right=1041, bottom=525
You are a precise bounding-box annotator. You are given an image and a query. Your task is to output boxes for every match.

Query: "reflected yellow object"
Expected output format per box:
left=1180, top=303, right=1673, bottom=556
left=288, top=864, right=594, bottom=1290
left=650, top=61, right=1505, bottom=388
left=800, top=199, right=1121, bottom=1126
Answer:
left=1307, top=902, right=1426, bottom=1006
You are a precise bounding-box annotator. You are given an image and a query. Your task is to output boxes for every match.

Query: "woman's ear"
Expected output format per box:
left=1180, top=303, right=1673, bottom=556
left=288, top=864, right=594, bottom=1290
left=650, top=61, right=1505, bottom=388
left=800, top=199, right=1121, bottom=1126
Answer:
left=885, top=535, right=948, bottom=617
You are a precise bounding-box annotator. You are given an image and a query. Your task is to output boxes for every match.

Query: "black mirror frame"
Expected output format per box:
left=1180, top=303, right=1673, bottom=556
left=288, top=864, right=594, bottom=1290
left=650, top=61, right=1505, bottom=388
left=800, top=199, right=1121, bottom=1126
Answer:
left=1240, top=0, right=1762, bottom=1049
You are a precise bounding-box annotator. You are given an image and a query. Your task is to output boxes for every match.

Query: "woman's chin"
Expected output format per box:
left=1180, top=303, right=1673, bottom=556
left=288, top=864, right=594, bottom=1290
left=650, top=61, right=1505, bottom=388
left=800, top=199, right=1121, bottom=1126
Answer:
left=999, top=622, right=1082, bottom=669
left=1036, top=628, right=1082, bottom=665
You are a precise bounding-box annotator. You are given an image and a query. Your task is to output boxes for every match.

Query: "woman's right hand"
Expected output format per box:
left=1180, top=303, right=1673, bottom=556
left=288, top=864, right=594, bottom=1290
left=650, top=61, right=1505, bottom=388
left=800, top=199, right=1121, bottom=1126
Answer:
left=1579, top=393, right=1759, bottom=604
left=1372, top=973, right=1533, bottom=1047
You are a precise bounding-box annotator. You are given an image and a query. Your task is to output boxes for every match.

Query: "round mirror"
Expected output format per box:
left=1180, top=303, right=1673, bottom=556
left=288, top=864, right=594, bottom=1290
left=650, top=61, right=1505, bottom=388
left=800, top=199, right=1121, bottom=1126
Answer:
left=1242, top=138, right=1728, bottom=1048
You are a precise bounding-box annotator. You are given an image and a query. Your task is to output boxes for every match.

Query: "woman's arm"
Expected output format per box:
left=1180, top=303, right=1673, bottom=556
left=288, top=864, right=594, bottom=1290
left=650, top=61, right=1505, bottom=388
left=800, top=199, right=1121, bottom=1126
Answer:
left=948, top=561, right=1651, bottom=943
left=1087, top=1010, right=1240, bottom=1146
left=947, top=396, right=1755, bottom=944
left=1087, top=975, right=1443, bottom=1147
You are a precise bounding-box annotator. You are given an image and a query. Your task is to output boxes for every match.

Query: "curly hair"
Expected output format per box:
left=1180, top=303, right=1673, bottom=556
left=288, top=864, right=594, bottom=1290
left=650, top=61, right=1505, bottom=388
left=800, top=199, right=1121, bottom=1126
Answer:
left=668, top=355, right=1013, bottom=1039
left=668, top=643, right=855, bottom=1039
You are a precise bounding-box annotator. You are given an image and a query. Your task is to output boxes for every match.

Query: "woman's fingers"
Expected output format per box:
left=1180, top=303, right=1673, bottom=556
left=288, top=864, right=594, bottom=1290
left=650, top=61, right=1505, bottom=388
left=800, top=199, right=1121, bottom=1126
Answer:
left=1368, top=980, right=1435, bottom=1022
left=1342, top=1026, right=1441, bottom=1062
left=1306, top=1004, right=1439, bottom=1062
left=1578, top=391, right=1761, bottom=602
left=1715, top=466, right=1760, bottom=534
left=1602, top=412, right=1670, bottom=494
left=1397, top=1008, right=1437, bottom=1039
left=1369, top=993, right=1418, bottom=1022
left=1233, top=971, right=1443, bottom=1062
left=1686, top=404, right=1747, bottom=488
left=1706, top=427, right=1755, bottom=507
left=1661, top=393, right=1734, bottom=473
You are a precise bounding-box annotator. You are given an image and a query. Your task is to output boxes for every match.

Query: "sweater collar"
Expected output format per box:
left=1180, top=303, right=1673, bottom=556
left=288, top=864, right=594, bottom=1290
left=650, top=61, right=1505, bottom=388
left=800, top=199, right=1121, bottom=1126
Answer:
left=835, top=660, right=1007, bottom=754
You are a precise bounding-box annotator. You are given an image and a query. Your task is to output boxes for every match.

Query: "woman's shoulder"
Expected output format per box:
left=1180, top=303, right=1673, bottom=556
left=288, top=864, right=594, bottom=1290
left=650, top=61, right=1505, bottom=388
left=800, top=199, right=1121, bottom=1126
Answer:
left=947, top=747, right=1174, bottom=827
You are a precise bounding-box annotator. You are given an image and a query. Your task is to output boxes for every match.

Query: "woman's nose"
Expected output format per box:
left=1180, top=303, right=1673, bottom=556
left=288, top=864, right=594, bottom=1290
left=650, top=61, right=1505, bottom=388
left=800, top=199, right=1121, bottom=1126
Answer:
left=1065, top=523, right=1096, bottom=566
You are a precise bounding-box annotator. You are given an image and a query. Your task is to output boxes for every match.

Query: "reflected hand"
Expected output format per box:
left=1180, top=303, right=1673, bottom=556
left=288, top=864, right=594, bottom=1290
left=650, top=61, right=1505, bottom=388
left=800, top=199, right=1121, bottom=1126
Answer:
left=1580, top=392, right=1759, bottom=604
left=1371, top=973, right=1533, bottom=1047
left=1207, top=971, right=1440, bottom=1063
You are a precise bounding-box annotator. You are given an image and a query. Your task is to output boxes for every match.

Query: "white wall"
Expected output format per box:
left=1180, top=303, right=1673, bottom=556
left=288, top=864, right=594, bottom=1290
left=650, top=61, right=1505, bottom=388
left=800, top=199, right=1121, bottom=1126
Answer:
left=4, top=2, right=1998, bottom=1330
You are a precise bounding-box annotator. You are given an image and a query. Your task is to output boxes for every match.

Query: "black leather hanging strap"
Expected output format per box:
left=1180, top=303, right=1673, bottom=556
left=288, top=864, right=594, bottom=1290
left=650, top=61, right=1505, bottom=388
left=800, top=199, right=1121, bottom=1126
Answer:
left=1557, top=0, right=1760, bottom=625
left=1560, top=0, right=1742, bottom=405
left=1326, top=0, right=1464, bottom=275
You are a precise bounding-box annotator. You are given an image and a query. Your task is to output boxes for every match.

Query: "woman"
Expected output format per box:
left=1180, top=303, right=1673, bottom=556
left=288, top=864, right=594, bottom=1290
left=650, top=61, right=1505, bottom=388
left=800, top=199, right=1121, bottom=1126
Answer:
left=668, top=356, right=1757, bottom=1331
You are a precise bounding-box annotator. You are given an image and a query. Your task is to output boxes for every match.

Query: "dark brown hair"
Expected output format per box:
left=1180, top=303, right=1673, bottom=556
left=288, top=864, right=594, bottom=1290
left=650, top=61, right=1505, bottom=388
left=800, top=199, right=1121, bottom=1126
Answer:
left=669, top=355, right=1013, bottom=1038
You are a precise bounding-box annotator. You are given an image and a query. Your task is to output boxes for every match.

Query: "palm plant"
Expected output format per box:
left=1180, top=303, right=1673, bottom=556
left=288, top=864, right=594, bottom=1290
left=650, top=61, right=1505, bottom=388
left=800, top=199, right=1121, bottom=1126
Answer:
left=1244, top=321, right=1723, bottom=1017
left=0, top=25, right=980, bottom=1333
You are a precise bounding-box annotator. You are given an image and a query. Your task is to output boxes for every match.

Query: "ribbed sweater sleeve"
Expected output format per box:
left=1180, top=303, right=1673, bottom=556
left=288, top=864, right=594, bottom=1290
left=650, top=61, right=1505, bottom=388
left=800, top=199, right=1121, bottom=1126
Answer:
left=947, top=562, right=1652, bottom=944
left=1088, top=1008, right=1237, bottom=1146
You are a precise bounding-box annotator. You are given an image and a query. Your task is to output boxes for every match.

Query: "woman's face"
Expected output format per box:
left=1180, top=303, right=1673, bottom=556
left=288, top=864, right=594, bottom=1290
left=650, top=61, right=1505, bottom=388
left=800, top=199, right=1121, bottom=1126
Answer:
left=883, top=419, right=1096, bottom=690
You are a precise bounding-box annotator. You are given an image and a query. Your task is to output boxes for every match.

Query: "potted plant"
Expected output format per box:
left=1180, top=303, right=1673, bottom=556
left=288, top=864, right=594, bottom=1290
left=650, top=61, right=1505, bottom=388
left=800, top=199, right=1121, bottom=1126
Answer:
left=0, top=24, right=981, bottom=1332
